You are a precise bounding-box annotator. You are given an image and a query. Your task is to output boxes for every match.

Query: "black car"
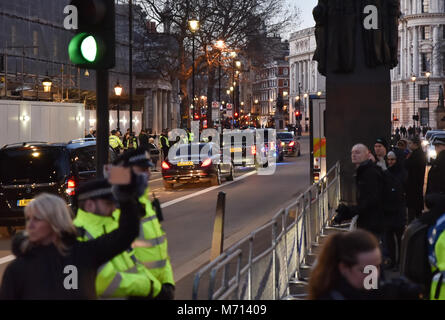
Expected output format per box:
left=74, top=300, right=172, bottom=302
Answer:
left=0, top=139, right=117, bottom=234
left=162, top=143, right=234, bottom=190
left=277, top=131, right=301, bottom=157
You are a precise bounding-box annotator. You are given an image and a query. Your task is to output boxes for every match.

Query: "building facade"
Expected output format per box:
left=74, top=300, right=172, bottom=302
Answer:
left=288, top=27, right=326, bottom=127
left=391, top=0, right=445, bottom=129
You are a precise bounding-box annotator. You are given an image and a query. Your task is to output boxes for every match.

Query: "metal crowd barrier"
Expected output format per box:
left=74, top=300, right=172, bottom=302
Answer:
left=192, top=162, right=342, bottom=300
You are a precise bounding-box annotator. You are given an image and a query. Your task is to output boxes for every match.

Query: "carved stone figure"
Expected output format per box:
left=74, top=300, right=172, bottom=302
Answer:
left=313, top=0, right=401, bottom=76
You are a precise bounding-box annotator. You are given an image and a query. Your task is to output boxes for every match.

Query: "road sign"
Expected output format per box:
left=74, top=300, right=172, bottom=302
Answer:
left=212, top=101, right=220, bottom=121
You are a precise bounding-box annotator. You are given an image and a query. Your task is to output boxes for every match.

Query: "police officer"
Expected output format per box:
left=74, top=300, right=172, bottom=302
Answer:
left=73, top=179, right=163, bottom=299
left=124, top=132, right=138, bottom=152
left=426, top=137, right=445, bottom=196
left=113, top=148, right=175, bottom=300
left=159, top=129, right=170, bottom=161
left=109, top=130, right=124, bottom=154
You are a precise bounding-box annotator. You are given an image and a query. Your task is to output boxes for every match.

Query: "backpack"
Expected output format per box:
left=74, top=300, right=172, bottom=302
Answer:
left=400, top=219, right=432, bottom=295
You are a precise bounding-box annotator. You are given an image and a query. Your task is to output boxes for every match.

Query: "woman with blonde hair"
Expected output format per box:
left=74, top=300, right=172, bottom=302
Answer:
left=0, top=178, right=141, bottom=299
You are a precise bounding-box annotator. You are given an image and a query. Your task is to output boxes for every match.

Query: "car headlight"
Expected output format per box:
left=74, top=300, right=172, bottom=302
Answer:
left=428, top=149, right=437, bottom=159
left=281, top=142, right=285, bottom=147
left=422, top=140, right=429, bottom=147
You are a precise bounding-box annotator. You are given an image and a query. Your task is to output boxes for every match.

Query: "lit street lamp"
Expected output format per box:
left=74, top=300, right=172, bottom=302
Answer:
left=426, top=71, right=431, bottom=128
left=42, top=75, right=52, bottom=93
left=189, top=19, right=200, bottom=122
left=114, top=81, right=123, bottom=131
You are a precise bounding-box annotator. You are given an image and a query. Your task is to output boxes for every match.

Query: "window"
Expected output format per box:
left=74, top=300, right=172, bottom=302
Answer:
left=443, top=25, right=445, bottom=39
left=419, top=84, right=429, bottom=100
left=421, top=53, right=431, bottom=72
left=422, top=0, right=429, bottom=13
left=283, top=68, right=288, bottom=76
left=284, top=80, right=288, bottom=87
left=421, top=26, right=431, bottom=40
left=442, top=53, right=445, bottom=73
left=73, top=147, right=96, bottom=173
left=392, top=85, right=400, bottom=101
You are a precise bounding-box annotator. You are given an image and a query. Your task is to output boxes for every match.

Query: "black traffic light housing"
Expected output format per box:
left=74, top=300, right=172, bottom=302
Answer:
left=68, top=0, right=115, bottom=70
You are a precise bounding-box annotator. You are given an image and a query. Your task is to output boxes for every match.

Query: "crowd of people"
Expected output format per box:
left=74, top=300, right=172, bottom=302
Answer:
left=0, top=148, right=175, bottom=300
left=309, top=133, right=445, bottom=300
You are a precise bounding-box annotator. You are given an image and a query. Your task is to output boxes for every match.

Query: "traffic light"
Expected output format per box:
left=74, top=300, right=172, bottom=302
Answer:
left=412, top=115, right=419, bottom=121
left=234, top=112, right=239, bottom=119
left=295, top=111, right=302, bottom=120
left=68, top=0, right=115, bottom=69
left=194, top=113, right=200, bottom=120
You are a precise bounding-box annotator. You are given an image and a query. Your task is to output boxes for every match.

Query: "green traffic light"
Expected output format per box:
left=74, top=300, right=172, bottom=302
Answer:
left=69, top=33, right=99, bottom=65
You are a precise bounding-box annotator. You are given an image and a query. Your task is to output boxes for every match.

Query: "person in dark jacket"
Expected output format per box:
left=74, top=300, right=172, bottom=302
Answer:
left=382, top=150, right=408, bottom=269
left=334, top=144, right=385, bottom=236
left=405, top=136, right=427, bottom=224
left=138, top=129, right=149, bottom=152
left=0, top=173, right=143, bottom=300
left=308, top=230, right=383, bottom=300
left=426, top=137, right=445, bottom=197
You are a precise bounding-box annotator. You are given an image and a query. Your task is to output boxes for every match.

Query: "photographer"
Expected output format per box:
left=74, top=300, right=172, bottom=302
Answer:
left=0, top=169, right=144, bottom=300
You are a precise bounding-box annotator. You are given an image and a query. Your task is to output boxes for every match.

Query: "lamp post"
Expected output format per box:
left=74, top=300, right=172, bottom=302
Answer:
left=411, top=74, right=417, bottom=131
left=426, top=71, right=431, bottom=128
left=114, top=81, right=123, bottom=131
left=215, top=40, right=225, bottom=107
left=189, top=19, right=200, bottom=124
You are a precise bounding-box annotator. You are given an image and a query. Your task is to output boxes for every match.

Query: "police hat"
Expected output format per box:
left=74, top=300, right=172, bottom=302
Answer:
left=432, top=137, right=445, bottom=146
left=76, top=179, right=114, bottom=202
left=113, top=147, right=154, bottom=168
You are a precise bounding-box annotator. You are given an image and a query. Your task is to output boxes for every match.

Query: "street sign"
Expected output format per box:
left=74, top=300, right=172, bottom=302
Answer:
left=212, top=101, right=220, bottom=121
left=226, top=103, right=233, bottom=118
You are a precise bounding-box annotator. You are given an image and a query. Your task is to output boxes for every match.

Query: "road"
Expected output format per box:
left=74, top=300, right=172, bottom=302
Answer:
left=0, top=136, right=312, bottom=298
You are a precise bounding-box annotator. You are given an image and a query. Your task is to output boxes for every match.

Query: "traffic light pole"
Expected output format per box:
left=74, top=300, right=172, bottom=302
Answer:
left=96, top=70, right=109, bottom=178
left=129, top=0, right=133, bottom=135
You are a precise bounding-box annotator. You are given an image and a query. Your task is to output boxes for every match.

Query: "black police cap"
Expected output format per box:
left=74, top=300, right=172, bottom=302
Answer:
left=76, top=179, right=114, bottom=202
left=112, top=147, right=154, bottom=168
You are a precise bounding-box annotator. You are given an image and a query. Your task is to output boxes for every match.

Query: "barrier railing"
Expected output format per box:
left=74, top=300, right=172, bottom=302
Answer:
left=192, top=161, right=342, bottom=300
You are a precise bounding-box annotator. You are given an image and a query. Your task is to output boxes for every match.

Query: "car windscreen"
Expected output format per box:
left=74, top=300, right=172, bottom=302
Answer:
left=174, top=144, right=215, bottom=157
left=0, top=147, right=70, bottom=184
left=277, top=133, right=294, bottom=140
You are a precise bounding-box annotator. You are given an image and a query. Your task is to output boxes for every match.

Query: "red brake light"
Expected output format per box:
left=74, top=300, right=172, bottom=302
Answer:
left=67, top=179, right=76, bottom=189
left=201, top=158, right=212, bottom=167
left=289, top=141, right=295, bottom=147
left=251, top=145, right=257, bottom=155
left=66, top=178, right=76, bottom=196
left=161, top=161, right=170, bottom=170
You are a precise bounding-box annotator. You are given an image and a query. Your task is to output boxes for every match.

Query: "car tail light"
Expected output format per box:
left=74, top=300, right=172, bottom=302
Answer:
left=161, top=161, right=170, bottom=170
left=66, top=178, right=76, bottom=196
left=289, top=141, right=295, bottom=147
left=201, top=158, right=212, bottom=167
left=251, top=145, right=256, bottom=155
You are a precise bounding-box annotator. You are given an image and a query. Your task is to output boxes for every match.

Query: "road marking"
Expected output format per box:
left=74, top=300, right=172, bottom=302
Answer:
left=160, top=170, right=257, bottom=209
left=0, top=255, right=15, bottom=265
left=149, top=178, right=163, bottom=183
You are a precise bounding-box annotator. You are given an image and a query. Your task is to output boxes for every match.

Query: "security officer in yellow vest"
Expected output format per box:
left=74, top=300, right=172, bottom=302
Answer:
left=109, top=130, right=124, bottom=155
left=159, top=129, right=170, bottom=161
left=113, top=147, right=175, bottom=299
left=73, top=178, right=164, bottom=299
left=124, top=132, right=138, bottom=152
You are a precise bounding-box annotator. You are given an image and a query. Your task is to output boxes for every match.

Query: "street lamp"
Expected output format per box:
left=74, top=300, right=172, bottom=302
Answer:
left=411, top=74, right=417, bottom=130
left=215, top=40, right=225, bottom=108
left=189, top=18, right=200, bottom=121
left=426, top=71, right=431, bottom=127
left=41, top=75, right=52, bottom=93
left=114, top=81, right=123, bottom=131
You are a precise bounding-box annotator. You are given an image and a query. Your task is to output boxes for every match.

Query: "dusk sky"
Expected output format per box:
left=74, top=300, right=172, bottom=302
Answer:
left=296, top=0, right=317, bottom=29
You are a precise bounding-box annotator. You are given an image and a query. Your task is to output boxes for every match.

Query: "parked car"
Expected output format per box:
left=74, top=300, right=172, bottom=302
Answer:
left=277, top=131, right=301, bottom=157
left=0, top=139, right=117, bottom=235
left=161, top=143, right=234, bottom=190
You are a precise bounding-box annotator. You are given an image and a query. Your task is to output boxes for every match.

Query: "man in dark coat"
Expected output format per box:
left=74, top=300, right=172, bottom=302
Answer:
left=138, top=129, right=149, bottom=152
left=426, top=137, right=445, bottom=197
left=334, top=144, right=385, bottom=236
left=405, top=136, right=427, bottom=224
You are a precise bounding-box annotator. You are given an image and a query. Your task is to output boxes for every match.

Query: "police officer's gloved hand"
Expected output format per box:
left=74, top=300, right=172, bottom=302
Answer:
left=112, top=171, right=148, bottom=202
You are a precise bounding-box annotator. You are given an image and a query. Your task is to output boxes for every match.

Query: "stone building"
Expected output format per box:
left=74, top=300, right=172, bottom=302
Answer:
left=391, top=0, right=445, bottom=129
left=287, top=27, right=326, bottom=127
